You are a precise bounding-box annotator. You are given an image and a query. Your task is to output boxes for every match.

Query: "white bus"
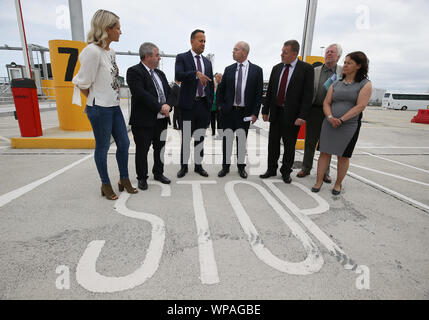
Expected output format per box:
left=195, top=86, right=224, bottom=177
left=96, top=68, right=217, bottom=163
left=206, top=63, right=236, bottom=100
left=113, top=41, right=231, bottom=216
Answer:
left=382, top=92, right=429, bottom=111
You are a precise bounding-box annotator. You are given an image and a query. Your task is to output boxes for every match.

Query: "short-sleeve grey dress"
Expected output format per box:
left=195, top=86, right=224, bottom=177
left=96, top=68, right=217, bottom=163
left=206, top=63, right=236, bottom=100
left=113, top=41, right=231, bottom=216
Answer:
left=319, top=78, right=370, bottom=158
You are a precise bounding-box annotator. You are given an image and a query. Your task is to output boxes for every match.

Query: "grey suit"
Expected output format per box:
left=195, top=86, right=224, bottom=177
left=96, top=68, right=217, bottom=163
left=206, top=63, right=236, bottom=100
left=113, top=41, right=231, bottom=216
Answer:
left=301, top=64, right=343, bottom=174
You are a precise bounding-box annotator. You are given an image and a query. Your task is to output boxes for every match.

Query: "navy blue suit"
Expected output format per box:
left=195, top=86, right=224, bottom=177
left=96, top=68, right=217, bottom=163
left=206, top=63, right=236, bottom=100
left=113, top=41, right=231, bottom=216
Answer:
left=175, top=50, right=214, bottom=167
left=217, top=61, right=263, bottom=169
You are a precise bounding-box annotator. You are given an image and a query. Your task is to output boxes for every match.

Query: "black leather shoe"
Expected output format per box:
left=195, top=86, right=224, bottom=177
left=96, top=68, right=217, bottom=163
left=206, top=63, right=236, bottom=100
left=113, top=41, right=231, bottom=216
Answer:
left=138, top=179, right=148, bottom=190
left=259, top=170, right=276, bottom=179
left=154, top=174, right=171, bottom=184
left=282, top=174, right=292, bottom=184
left=218, top=168, right=229, bottom=177
left=238, top=168, right=248, bottom=179
left=177, top=167, right=188, bottom=178
left=194, top=167, right=209, bottom=177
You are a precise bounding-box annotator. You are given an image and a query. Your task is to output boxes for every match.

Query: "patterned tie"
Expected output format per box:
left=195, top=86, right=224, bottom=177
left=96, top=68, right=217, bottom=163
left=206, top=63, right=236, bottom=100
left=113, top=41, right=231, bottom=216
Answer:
left=150, top=69, right=166, bottom=104
left=235, top=63, right=243, bottom=105
left=276, top=64, right=291, bottom=106
left=195, top=55, right=204, bottom=97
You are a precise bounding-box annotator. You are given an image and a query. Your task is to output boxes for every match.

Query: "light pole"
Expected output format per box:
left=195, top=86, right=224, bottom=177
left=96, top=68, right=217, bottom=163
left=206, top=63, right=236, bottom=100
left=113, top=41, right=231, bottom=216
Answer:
left=320, top=46, right=325, bottom=57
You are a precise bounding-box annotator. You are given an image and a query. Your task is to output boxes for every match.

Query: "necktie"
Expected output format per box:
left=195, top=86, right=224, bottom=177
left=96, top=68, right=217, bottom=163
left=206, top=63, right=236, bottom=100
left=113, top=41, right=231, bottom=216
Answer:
left=195, top=55, right=204, bottom=97
left=150, top=69, right=166, bottom=104
left=323, top=73, right=337, bottom=91
left=276, top=64, right=291, bottom=106
left=235, top=63, right=243, bottom=105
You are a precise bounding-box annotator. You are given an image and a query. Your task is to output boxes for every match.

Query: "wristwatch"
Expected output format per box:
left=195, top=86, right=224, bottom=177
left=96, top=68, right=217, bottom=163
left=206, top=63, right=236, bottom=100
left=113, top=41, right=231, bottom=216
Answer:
left=327, top=115, right=333, bottom=119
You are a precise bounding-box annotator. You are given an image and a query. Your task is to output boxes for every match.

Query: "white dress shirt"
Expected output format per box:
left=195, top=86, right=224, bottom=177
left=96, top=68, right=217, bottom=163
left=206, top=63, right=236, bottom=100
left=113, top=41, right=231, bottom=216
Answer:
left=277, top=57, right=299, bottom=97
left=142, top=62, right=166, bottom=119
left=191, top=49, right=206, bottom=97
left=234, top=59, right=249, bottom=107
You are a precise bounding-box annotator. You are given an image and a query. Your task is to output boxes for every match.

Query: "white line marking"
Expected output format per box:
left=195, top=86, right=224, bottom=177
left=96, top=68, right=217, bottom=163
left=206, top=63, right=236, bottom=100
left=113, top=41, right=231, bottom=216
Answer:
left=0, top=136, right=10, bottom=142
left=76, top=188, right=167, bottom=293
left=362, top=152, right=429, bottom=174
left=263, top=180, right=357, bottom=270
left=177, top=180, right=220, bottom=284
left=0, top=153, right=93, bottom=208
left=357, top=147, right=429, bottom=149
left=326, top=162, right=429, bottom=213
left=225, top=180, right=324, bottom=275
left=332, top=160, right=429, bottom=187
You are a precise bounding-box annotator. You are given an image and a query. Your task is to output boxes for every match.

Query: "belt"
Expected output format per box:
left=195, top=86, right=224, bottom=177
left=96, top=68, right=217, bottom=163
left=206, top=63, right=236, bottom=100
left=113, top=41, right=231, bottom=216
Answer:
left=195, top=96, right=207, bottom=101
left=232, top=105, right=246, bottom=110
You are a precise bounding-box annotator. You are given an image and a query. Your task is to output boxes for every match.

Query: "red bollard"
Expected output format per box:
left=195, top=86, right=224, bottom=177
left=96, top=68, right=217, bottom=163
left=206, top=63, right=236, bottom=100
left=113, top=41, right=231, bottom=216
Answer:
left=11, top=78, right=43, bottom=137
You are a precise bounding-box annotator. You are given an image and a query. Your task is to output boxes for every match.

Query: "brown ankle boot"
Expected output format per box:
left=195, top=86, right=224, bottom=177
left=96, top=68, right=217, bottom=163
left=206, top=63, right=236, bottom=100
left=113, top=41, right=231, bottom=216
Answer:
left=101, top=183, right=118, bottom=200
left=118, top=178, right=138, bottom=194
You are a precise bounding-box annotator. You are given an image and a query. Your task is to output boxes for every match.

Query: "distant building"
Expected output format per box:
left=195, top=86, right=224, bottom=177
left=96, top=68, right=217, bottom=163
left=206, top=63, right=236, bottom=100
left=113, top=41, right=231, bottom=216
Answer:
left=369, top=87, right=386, bottom=106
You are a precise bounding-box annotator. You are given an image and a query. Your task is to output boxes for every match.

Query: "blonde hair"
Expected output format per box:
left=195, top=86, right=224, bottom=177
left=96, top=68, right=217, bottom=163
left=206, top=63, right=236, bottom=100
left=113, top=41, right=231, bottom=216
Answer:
left=87, top=9, right=119, bottom=48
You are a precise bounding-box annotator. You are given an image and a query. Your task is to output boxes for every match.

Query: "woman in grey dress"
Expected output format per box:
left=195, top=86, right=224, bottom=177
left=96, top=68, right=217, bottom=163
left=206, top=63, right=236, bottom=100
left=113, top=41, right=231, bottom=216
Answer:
left=311, top=51, right=372, bottom=195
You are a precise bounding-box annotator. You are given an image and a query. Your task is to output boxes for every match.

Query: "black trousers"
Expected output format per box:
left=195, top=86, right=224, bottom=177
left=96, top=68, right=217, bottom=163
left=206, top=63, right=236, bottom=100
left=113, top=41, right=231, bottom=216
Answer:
left=131, top=119, right=168, bottom=181
left=180, top=98, right=210, bottom=168
left=210, top=110, right=221, bottom=135
left=221, top=107, right=250, bottom=169
left=267, top=107, right=301, bottom=176
left=173, top=107, right=181, bottom=129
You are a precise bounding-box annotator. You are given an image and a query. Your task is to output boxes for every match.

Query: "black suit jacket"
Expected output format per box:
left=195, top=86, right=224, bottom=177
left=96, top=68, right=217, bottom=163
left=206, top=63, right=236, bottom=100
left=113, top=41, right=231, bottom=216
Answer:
left=262, top=60, right=314, bottom=125
left=217, top=61, right=264, bottom=117
left=127, top=63, right=174, bottom=127
left=175, top=50, right=214, bottom=110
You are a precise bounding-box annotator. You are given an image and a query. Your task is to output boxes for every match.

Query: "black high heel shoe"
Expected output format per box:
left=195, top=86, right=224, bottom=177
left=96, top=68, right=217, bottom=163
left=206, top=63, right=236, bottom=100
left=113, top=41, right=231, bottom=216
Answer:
left=332, top=185, right=342, bottom=195
left=311, top=182, right=323, bottom=193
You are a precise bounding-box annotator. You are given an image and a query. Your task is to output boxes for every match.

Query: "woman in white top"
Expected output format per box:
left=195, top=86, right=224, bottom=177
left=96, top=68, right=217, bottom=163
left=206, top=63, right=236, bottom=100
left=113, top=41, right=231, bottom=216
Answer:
left=72, top=9, right=137, bottom=200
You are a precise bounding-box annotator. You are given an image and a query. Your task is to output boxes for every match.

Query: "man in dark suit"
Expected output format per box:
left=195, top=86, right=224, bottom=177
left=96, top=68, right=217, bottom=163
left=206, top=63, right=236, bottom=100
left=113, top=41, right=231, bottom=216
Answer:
left=217, top=41, right=263, bottom=178
left=260, top=40, right=314, bottom=183
left=127, top=42, right=174, bottom=190
left=175, top=29, right=214, bottom=178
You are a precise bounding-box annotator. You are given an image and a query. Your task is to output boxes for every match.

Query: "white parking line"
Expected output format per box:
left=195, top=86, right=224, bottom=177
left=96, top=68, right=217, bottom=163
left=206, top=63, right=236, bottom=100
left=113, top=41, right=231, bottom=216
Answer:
left=338, top=161, right=429, bottom=187
left=0, top=154, right=93, bottom=208
left=327, top=161, right=429, bottom=213
left=362, top=152, right=429, bottom=174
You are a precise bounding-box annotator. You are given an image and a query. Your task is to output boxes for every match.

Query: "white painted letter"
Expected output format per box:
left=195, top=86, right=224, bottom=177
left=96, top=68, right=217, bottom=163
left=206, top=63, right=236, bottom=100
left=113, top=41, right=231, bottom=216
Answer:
left=76, top=182, right=169, bottom=293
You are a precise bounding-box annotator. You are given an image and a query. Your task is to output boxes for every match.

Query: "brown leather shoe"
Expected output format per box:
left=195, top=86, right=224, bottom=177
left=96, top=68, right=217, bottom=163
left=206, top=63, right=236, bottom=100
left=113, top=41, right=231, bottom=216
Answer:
left=118, top=178, right=138, bottom=194
left=296, top=170, right=310, bottom=178
left=101, top=183, right=118, bottom=200
left=323, top=174, right=332, bottom=184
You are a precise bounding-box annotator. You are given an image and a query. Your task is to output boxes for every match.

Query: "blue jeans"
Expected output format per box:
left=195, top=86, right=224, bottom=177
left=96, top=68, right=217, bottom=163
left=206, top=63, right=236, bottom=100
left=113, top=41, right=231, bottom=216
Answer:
left=86, top=105, right=130, bottom=184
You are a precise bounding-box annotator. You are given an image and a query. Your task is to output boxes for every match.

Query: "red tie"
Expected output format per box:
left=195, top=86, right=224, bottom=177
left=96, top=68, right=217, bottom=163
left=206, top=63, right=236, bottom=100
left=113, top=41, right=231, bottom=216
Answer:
left=276, top=64, right=290, bottom=106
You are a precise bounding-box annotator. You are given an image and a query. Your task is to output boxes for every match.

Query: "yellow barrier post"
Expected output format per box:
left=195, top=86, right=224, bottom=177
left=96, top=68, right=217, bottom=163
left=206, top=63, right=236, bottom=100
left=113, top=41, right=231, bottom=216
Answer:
left=48, top=39, right=91, bottom=131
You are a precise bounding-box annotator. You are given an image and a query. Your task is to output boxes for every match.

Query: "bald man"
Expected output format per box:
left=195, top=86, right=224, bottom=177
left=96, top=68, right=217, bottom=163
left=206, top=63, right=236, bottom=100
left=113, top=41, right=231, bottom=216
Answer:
left=216, top=41, right=263, bottom=178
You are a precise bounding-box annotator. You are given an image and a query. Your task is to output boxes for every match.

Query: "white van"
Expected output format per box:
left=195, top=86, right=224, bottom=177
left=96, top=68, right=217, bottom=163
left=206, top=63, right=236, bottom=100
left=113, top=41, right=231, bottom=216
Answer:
left=382, top=92, right=429, bottom=111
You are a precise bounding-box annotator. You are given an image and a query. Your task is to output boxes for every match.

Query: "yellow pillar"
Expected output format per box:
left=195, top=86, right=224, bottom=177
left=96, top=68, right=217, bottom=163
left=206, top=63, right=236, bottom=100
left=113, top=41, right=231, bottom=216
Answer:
left=49, top=40, right=91, bottom=131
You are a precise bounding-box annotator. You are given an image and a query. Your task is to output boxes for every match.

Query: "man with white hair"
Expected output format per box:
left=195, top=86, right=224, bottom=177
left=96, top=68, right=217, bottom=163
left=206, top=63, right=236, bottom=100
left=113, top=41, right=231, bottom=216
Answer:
left=216, top=41, right=263, bottom=178
left=297, top=43, right=343, bottom=183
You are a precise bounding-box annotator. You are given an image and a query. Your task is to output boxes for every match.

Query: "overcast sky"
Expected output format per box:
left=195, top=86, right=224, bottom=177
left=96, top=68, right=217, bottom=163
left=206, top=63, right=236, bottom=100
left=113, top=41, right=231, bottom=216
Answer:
left=1, top=0, right=428, bottom=92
